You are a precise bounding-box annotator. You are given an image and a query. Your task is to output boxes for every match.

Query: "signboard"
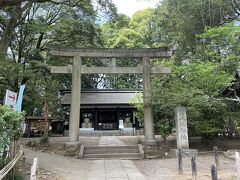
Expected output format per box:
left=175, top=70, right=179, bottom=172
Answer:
left=119, top=119, right=124, bottom=129
left=4, top=90, right=17, bottom=110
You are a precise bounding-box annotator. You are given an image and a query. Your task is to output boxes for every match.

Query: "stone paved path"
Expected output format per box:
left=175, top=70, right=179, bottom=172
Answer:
left=88, top=160, right=145, bottom=180
left=98, top=136, right=126, bottom=146
left=88, top=136, right=145, bottom=180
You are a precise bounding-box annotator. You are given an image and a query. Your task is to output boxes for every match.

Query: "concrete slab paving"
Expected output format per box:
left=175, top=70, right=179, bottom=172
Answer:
left=87, top=136, right=145, bottom=180
left=98, top=136, right=126, bottom=146
left=87, top=159, right=145, bottom=180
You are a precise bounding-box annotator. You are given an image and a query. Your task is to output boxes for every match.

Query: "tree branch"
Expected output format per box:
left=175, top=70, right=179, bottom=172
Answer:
left=0, top=0, right=82, bottom=8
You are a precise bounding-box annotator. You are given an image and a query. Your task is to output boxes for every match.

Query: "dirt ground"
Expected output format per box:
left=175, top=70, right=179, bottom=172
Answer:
left=16, top=158, right=63, bottom=180
left=119, top=135, right=240, bottom=158
left=21, top=136, right=101, bottom=156
left=134, top=154, right=237, bottom=180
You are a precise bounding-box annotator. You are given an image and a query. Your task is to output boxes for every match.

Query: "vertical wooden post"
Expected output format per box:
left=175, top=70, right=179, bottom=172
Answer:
left=191, top=156, right=197, bottom=180
left=11, top=168, right=14, bottom=180
left=211, top=165, right=218, bottom=180
left=94, top=108, right=98, bottom=130
left=178, top=149, right=183, bottom=174
left=21, top=155, right=26, bottom=175
left=214, top=146, right=219, bottom=169
left=236, top=152, right=240, bottom=180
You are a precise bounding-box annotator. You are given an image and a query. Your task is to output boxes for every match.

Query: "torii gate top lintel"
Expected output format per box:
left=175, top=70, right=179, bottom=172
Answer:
left=49, top=47, right=176, bottom=58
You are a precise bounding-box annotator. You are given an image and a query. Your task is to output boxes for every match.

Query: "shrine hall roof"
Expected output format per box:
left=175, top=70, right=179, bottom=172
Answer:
left=60, top=89, right=142, bottom=105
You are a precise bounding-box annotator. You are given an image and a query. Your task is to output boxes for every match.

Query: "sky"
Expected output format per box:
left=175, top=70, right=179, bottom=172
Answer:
left=112, top=0, right=159, bottom=17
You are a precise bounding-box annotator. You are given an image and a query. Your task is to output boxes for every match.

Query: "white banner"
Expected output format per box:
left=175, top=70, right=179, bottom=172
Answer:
left=4, top=90, right=17, bottom=110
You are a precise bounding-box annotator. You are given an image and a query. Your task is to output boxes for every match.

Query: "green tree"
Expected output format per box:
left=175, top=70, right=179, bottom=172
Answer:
left=151, top=0, right=236, bottom=62
left=0, top=105, right=24, bottom=168
left=100, top=9, right=156, bottom=89
left=0, top=0, right=117, bottom=117
left=198, top=21, right=240, bottom=72
left=151, top=60, right=233, bottom=137
left=101, top=14, right=130, bottom=47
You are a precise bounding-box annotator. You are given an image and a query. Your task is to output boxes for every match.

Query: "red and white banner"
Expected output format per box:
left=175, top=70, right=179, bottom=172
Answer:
left=4, top=90, right=17, bottom=110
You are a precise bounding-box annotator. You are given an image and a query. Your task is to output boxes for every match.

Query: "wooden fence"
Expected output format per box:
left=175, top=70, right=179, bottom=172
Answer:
left=177, top=147, right=219, bottom=180
left=0, top=150, right=23, bottom=180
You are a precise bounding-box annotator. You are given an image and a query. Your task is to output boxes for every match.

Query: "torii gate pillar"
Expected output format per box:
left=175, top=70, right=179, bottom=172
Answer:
left=69, top=56, right=81, bottom=143
left=143, top=56, right=157, bottom=147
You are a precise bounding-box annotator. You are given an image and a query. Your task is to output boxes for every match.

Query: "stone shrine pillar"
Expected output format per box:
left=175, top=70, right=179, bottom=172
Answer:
left=175, top=106, right=189, bottom=149
left=69, top=56, right=82, bottom=143
left=143, top=56, right=157, bottom=147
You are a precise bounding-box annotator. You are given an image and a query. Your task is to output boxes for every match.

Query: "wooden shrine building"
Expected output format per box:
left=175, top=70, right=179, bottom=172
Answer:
left=61, top=89, right=141, bottom=131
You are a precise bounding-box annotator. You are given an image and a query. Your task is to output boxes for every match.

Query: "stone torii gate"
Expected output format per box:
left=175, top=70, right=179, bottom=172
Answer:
left=49, top=47, right=174, bottom=148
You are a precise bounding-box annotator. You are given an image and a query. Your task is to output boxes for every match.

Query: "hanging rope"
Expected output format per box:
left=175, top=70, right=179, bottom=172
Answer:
left=180, top=152, right=211, bottom=170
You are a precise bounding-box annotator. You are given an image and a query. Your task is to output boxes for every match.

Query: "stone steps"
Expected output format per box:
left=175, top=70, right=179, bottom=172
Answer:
left=85, top=146, right=138, bottom=150
left=64, top=129, right=142, bottom=136
left=84, top=153, right=141, bottom=159
left=80, top=130, right=122, bottom=136
left=85, top=149, right=139, bottom=154
left=83, top=145, right=143, bottom=160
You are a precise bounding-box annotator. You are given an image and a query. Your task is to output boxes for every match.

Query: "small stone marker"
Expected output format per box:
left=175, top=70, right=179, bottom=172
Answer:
left=30, top=158, right=38, bottom=180
left=175, top=106, right=189, bottom=149
left=236, top=152, right=240, bottom=180
left=214, top=146, right=219, bottom=169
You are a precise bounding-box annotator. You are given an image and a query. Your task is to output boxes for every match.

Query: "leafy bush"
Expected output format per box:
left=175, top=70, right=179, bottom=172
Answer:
left=130, top=92, right=144, bottom=126
left=40, top=135, right=49, bottom=145
left=156, top=120, right=172, bottom=142
left=0, top=105, right=25, bottom=168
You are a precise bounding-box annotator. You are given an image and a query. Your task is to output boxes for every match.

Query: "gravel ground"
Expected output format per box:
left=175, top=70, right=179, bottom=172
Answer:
left=134, top=154, right=236, bottom=180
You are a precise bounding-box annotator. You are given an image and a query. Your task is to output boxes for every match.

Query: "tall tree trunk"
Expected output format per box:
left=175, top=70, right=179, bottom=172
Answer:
left=0, top=2, right=32, bottom=55
left=0, top=6, right=22, bottom=54
left=44, top=101, right=49, bottom=136
left=36, top=32, right=44, bottom=50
